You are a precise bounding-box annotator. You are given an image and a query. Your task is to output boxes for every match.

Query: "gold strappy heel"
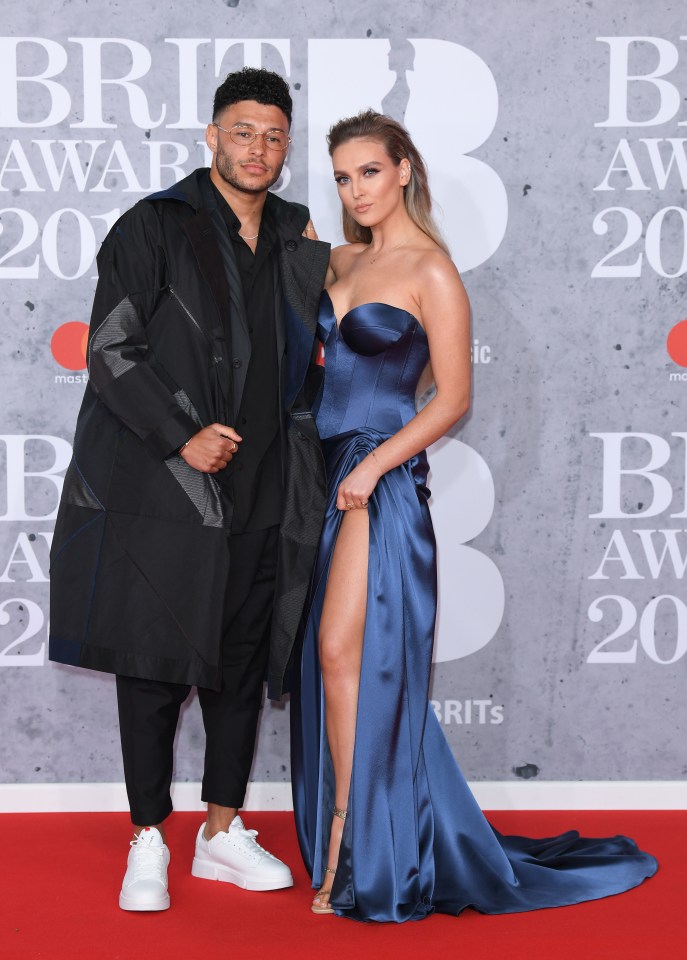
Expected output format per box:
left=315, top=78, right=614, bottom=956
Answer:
left=311, top=807, right=347, bottom=915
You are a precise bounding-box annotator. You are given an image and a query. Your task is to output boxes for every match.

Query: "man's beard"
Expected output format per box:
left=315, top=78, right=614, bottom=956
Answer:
left=215, top=143, right=284, bottom=194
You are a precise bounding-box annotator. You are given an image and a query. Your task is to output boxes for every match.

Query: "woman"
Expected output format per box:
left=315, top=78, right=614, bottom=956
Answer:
left=291, top=110, right=656, bottom=922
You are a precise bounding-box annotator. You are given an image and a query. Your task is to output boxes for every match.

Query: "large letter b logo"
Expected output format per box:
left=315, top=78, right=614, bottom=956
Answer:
left=308, top=38, right=507, bottom=272
left=429, top=437, right=505, bottom=662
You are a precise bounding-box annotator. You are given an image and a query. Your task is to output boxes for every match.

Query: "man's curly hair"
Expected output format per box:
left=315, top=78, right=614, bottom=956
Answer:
left=213, top=67, right=292, bottom=125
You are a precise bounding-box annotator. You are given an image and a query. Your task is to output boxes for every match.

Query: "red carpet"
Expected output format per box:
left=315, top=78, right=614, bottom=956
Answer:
left=3, top=811, right=682, bottom=959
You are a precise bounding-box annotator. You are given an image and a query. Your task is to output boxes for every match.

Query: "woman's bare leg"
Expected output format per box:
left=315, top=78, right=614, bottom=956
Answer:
left=313, top=507, right=369, bottom=909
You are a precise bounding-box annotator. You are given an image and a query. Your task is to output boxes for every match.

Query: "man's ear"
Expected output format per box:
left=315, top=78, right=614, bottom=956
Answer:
left=206, top=123, right=218, bottom=155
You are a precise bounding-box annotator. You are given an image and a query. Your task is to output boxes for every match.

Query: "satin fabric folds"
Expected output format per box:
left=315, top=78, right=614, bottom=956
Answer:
left=291, top=292, right=657, bottom=923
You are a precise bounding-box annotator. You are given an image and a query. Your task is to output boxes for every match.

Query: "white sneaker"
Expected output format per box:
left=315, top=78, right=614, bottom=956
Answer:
left=119, top=826, right=171, bottom=911
left=191, top=817, right=293, bottom=891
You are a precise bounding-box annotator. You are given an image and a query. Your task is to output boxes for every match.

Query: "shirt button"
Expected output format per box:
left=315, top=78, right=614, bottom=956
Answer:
left=233, top=358, right=242, bottom=368
left=241, top=416, right=247, bottom=425
left=285, top=239, right=297, bottom=252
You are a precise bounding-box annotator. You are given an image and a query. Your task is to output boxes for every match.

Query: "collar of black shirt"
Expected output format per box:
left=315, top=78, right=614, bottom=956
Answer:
left=209, top=179, right=277, bottom=251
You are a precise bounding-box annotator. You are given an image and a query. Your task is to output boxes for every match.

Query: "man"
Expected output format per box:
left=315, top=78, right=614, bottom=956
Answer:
left=49, top=67, right=329, bottom=911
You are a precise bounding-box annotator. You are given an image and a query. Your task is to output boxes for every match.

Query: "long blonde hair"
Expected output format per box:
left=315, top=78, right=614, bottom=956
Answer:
left=327, top=109, right=449, bottom=255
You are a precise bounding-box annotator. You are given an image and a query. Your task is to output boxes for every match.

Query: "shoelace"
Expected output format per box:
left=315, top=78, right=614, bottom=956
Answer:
left=129, top=839, right=165, bottom=881
left=226, top=826, right=276, bottom=860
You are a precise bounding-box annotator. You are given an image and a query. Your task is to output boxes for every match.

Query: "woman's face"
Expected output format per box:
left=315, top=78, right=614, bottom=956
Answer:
left=331, top=137, right=409, bottom=228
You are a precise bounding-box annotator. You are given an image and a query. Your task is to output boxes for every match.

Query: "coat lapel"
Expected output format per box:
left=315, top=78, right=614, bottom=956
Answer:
left=182, top=209, right=233, bottom=417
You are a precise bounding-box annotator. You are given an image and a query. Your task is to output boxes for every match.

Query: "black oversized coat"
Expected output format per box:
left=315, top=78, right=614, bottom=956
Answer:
left=49, top=169, right=330, bottom=699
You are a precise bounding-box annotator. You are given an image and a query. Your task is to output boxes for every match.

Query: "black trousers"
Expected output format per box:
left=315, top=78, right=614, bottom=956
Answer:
left=116, top=526, right=279, bottom=826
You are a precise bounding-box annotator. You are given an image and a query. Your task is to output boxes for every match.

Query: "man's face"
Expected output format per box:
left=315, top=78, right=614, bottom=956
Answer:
left=206, top=100, right=290, bottom=195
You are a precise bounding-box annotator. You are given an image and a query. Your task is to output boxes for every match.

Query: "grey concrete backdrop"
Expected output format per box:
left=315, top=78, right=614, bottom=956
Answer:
left=1, top=1, right=685, bottom=788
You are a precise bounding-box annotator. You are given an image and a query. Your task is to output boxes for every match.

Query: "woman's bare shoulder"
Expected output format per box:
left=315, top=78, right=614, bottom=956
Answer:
left=332, top=242, right=367, bottom=263
left=408, top=246, right=468, bottom=325
left=415, top=246, right=464, bottom=292
left=328, top=242, right=368, bottom=282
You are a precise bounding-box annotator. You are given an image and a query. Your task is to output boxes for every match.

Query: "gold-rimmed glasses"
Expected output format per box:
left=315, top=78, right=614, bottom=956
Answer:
left=212, top=122, right=291, bottom=152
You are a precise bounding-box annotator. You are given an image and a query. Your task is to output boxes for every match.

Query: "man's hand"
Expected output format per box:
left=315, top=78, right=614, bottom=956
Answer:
left=179, top=423, right=242, bottom=473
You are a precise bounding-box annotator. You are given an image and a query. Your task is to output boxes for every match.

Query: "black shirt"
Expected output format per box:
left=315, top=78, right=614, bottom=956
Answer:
left=210, top=180, right=282, bottom=534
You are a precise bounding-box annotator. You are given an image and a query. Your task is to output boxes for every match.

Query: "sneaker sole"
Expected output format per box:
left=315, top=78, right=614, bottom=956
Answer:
left=119, top=892, right=170, bottom=911
left=191, top=856, right=293, bottom=891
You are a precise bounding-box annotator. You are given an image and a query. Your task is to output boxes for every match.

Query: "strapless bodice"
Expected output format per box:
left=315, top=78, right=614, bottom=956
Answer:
left=315, top=290, right=430, bottom=440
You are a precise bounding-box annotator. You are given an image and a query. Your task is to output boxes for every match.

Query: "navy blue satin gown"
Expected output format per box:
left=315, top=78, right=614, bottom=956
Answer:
left=290, top=290, right=657, bottom=923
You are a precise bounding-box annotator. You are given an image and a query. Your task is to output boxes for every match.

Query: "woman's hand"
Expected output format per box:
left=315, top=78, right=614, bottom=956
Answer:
left=336, top=454, right=382, bottom=511
left=303, top=219, right=319, bottom=240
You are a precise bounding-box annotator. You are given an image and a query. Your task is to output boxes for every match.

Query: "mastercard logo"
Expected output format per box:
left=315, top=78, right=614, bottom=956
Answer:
left=51, top=322, right=89, bottom=371
left=667, top=319, right=687, bottom=368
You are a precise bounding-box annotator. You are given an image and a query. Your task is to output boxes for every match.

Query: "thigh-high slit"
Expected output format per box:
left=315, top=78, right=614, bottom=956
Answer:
left=291, top=428, right=657, bottom=923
